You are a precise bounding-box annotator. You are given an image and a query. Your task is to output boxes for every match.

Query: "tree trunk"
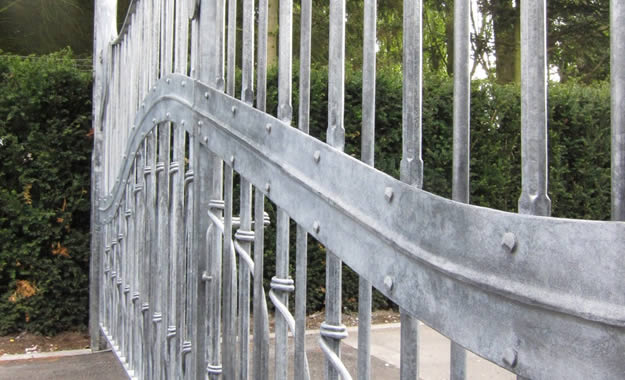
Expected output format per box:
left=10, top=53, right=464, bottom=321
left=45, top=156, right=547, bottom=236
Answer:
left=490, top=0, right=519, bottom=83
left=268, top=0, right=279, bottom=67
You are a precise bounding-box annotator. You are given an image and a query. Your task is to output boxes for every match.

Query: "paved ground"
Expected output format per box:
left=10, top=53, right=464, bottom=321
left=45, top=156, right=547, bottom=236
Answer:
left=0, top=323, right=514, bottom=379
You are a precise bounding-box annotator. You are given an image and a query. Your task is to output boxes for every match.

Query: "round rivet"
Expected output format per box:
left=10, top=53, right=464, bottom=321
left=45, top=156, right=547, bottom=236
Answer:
left=313, top=221, right=320, bottom=234
left=198, top=121, right=203, bottom=126
left=384, top=276, right=394, bottom=291
left=230, top=156, right=235, bottom=165
left=181, top=120, right=186, bottom=126
left=166, top=112, right=170, bottom=119
left=152, top=118, right=157, bottom=124
left=384, top=187, right=394, bottom=202
left=231, top=106, right=237, bottom=115
left=203, top=136, right=208, bottom=144
left=502, top=348, right=518, bottom=368
left=265, top=183, right=271, bottom=193
left=204, top=92, right=209, bottom=99
left=266, top=124, right=272, bottom=133
left=501, top=232, right=517, bottom=254
left=166, top=78, right=170, bottom=84
left=313, top=150, right=321, bottom=163
left=181, top=81, right=186, bottom=87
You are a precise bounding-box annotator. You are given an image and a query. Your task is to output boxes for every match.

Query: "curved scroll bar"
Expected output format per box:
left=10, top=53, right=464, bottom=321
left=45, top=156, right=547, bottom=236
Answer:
left=268, top=285, right=312, bottom=379
left=318, top=336, right=352, bottom=380
left=113, top=0, right=140, bottom=46
left=100, top=74, right=625, bottom=379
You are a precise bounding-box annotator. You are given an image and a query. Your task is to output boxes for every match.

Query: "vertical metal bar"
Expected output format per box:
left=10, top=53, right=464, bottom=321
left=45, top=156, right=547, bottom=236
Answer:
left=134, top=145, right=145, bottom=378
left=274, top=208, right=290, bottom=380
left=401, top=0, right=423, bottom=378
left=227, top=0, right=237, bottom=96
left=217, top=0, right=227, bottom=90
left=91, top=0, right=116, bottom=352
left=156, top=123, right=171, bottom=379
left=207, top=188, right=223, bottom=380
left=130, top=163, right=138, bottom=375
left=167, top=123, right=183, bottom=380
left=241, top=0, right=254, bottom=105
left=159, top=0, right=167, bottom=77
left=324, top=1, right=347, bottom=379
left=237, top=180, right=252, bottom=380
left=144, top=131, right=156, bottom=380
left=273, top=1, right=294, bottom=378
left=175, top=0, right=190, bottom=74
left=253, top=189, right=269, bottom=380
left=125, top=182, right=134, bottom=366
left=612, top=0, right=625, bottom=221
left=192, top=131, right=211, bottom=380
left=294, top=225, right=309, bottom=380
left=166, top=0, right=175, bottom=74
left=257, top=0, right=268, bottom=111
left=450, top=0, right=470, bottom=378
left=294, top=0, right=312, bottom=377
left=222, top=162, right=237, bottom=379
left=237, top=1, right=255, bottom=378
left=278, top=0, right=293, bottom=123
left=518, top=0, right=551, bottom=217
left=358, top=1, right=376, bottom=379
left=518, top=1, right=550, bottom=378
left=199, top=0, right=213, bottom=83
left=183, top=141, right=195, bottom=380
left=153, top=0, right=162, bottom=81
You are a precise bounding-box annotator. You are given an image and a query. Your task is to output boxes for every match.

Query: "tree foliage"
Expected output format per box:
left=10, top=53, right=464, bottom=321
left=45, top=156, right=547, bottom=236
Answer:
left=0, top=0, right=94, bottom=56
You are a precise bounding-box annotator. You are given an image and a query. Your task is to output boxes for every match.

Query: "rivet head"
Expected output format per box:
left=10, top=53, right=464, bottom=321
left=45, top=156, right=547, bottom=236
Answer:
left=313, top=221, right=320, bottom=234
left=501, top=232, right=517, bottom=254
left=266, top=124, right=272, bottom=133
left=204, top=92, right=209, bottom=99
left=265, top=183, right=271, bottom=193
left=203, top=136, right=208, bottom=144
left=142, top=103, right=145, bottom=108
left=231, top=106, right=237, bottom=115
left=166, top=112, right=170, bottom=119
left=384, top=276, right=394, bottom=291
left=313, top=150, right=321, bottom=163
left=166, top=78, right=170, bottom=84
left=152, top=118, right=157, bottom=124
left=502, top=348, right=518, bottom=368
left=384, top=187, right=394, bottom=202
left=198, top=121, right=203, bottom=126
left=230, top=155, right=235, bottom=165
left=181, top=81, right=186, bottom=87
left=181, top=120, right=185, bottom=126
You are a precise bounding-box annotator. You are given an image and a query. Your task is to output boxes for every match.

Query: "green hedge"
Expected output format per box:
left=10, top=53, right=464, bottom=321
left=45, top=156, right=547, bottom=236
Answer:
left=0, top=51, right=92, bottom=335
left=0, top=53, right=611, bottom=333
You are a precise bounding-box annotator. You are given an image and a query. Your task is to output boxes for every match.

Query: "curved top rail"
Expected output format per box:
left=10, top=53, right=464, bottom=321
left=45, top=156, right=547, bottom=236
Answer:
left=100, top=74, right=625, bottom=379
left=112, top=0, right=139, bottom=45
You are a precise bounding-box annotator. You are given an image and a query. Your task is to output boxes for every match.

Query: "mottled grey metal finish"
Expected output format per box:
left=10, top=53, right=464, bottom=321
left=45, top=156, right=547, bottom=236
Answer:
left=451, top=0, right=471, bottom=378
left=92, top=2, right=625, bottom=380
left=612, top=0, right=625, bottom=221
left=100, top=75, right=625, bottom=379
left=359, top=1, right=376, bottom=379
left=401, top=0, right=423, bottom=378
left=519, top=0, right=551, bottom=217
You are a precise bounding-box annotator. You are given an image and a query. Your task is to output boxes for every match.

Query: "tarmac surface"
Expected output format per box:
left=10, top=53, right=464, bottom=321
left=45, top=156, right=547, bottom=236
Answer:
left=0, top=323, right=514, bottom=379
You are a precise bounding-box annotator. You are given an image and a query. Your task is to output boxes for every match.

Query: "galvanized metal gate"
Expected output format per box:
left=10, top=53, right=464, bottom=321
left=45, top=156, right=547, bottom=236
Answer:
left=89, top=0, right=625, bottom=379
